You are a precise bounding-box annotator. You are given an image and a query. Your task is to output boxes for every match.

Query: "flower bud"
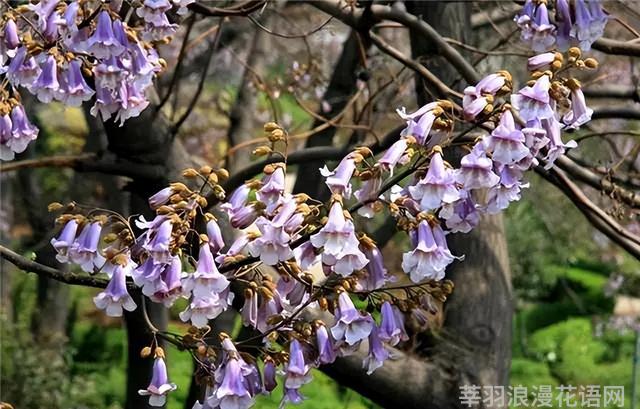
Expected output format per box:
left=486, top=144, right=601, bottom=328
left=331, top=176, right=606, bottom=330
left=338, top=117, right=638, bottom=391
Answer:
left=264, top=122, right=280, bottom=132
left=584, top=58, right=598, bottom=69
left=253, top=146, right=272, bottom=156
left=48, top=202, right=63, bottom=212
left=182, top=168, right=200, bottom=178
left=568, top=47, right=581, bottom=59
left=140, top=346, right=152, bottom=358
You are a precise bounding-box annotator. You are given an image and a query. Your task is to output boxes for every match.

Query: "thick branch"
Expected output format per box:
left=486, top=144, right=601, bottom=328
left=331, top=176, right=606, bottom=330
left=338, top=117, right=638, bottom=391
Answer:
left=311, top=1, right=481, bottom=84
left=593, top=37, right=640, bottom=56
left=0, top=244, right=110, bottom=289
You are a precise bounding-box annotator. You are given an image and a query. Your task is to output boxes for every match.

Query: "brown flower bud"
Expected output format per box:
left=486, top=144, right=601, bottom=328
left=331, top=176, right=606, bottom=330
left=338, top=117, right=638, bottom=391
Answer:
left=253, top=146, right=272, bottom=156
left=182, top=168, right=200, bottom=178
left=48, top=202, right=63, bottom=212
left=584, top=58, right=598, bottom=69
left=140, top=346, right=152, bottom=358
left=264, top=122, right=280, bottom=132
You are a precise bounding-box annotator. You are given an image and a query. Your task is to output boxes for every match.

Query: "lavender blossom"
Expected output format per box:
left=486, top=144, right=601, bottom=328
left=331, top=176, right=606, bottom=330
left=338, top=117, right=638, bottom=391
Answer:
left=206, top=219, right=225, bottom=254
left=484, top=110, right=530, bottom=165
left=572, top=0, right=608, bottom=51
left=378, top=139, right=408, bottom=174
left=86, top=11, right=125, bottom=59
left=316, top=324, right=337, bottom=364
left=182, top=244, right=229, bottom=298
left=69, top=221, right=105, bottom=272
left=138, top=357, right=177, bottom=407
left=93, top=263, right=137, bottom=316
left=310, top=202, right=354, bottom=256
left=408, top=152, right=460, bottom=210
left=510, top=75, right=554, bottom=122
left=379, top=302, right=408, bottom=346
left=363, top=326, right=389, bottom=374
left=57, top=60, right=95, bottom=106
left=33, top=55, right=59, bottom=103
left=320, top=155, right=356, bottom=198
left=50, top=219, right=79, bottom=263
left=331, top=292, right=374, bottom=346
left=214, top=358, right=254, bottom=409
left=562, top=87, right=593, bottom=129
left=401, top=221, right=458, bottom=282
left=284, top=339, right=312, bottom=390
left=7, top=105, right=39, bottom=156
left=456, top=146, right=500, bottom=190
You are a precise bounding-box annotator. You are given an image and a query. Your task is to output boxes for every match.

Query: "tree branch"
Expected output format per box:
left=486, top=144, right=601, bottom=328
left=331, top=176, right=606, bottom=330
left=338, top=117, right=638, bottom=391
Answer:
left=593, top=37, right=640, bottom=57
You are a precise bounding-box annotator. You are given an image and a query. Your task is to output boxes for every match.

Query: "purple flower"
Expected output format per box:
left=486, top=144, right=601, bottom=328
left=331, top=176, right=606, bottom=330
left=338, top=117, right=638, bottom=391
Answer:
left=530, top=2, right=556, bottom=51
left=90, top=84, right=120, bottom=121
left=132, top=257, right=163, bottom=294
left=263, top=359, right=278, bottom=392
left=93, top=57, right=124, bottom=92
left=541, top=116, right=577, bottom=168
left=401, top=221, right=458, bottom=282
left=0, top=114, right=12, bottom=161
left=285, top=339, right=312, bottom=389
left=148, top=187, right=173, bottom=209
left=379, top=302, right=408, bottom=346
left=527, top=52, right=556, bottom=71
left=293, top=241, right=319, bottom=271
left=281, top=388, right=305, bottom=408
left=183, top=245, right=229, bottom=298
left=331, top=292, right=374, bottom=346
left=241, top=290, right=258, bottom=328
left=221, top=184, right=250, bottom=215
left=87, top=11, right=125, bottom=59
left=511, top=75, right=554, bottom=122
left=179, top=290, right=233, bottom=328
left=143, top=219, right=173, bottom=264
left=408, top=152, right=460, bottom=210
left=456, top=146, right=500, bottom=190
left=57, top=60, right=95, bottom=106
left=354, top=176, right=382, bottom=218
left=247, top=217, right=293, bottom=265
left=484, top=110, right=530, bottom=165
left=137, top=0, right=173, bottom=24
left=148, top=257, right=184, bottom=307
left=7, top=105, right=39, bottom=156
left=397, top=102, right=439, bottom=145
left=206, top=219, right=225, bottom=254
left=555, top=0, right=572, bottom=50
left=562, top=87, right=593, bottom=129
left=28, top=0, right=58, bottom=32
left=328, top=235, right=369, bottom=277
left=50, top=219, right=78, bottom=263
left=358, top=246, right=391, bottom=291
left=141, top=13, right=178, bottom=41
left=316, top=324, right=337, bottom=364
left=93, top=263, right=137, bottom=316
left=173, top=0, right=195, bottom=14
left=138, top=357, right=177, bottom=407
left=115, top=82, right=150, bottom=125
left=486, top=165, right=529, bottom=213
left=216, top=233, right=250, bottom=264
left=362, top=326, right=389, bottom=374
left=378, top=139, right=408, bottom=174
left=69, top=222, right=105, bottom=272
left=320, top=155, right=356, bottom=198
left=4, top=20, right=19, bottom=50
left=571, top=0, right=608, bottom=51
left=33, top=55, right=59, bottom=103
left=257, top=167, right=286, bottom=213
left=310, top=202, right=353, bottom=256
left=440, top=196, right=480, bottom=234
left=7, top=47, right=41, bottom=90
left=214, top=358, right=253, bottom=409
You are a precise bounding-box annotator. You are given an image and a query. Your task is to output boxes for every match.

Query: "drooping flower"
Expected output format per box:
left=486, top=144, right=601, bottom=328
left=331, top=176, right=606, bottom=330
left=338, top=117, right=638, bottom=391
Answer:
left=148, top=187, right=173, bottom=209
left=214, top=358, right=254, bottom=409
left=555, top=0, right=572, bottom=50
left=57, top=60, right=95, bottom=106
left=572, top=0, right=608, bottom=51
left=50, top=219, right=79, bottom=263
left=182, top=244, right=229, bottom=298
left=327, top=234, right=368, bottom=277
left=137, top=0, right=173, bottom=25
left=148, top=256, right=184, bottom=307
left=284, top=339, right=312, bottom=390
left=247, top=217, right=293, bottom=265
left=408, top=152, right=460, bottom=210
left=456, top=146, right=500, bottom=190
left=142, top=218, right=173, bottom=264
left=527, top=52, right=556, bottom=71
left=484, top=110, right=530, bottom=165
left=379, top=301, right=408, bottom=346
left=179, top=291, right=234, bottom=328
left=331, top=292, right=374, bottom=346
left=397, top=102, right=439, bottom=145
left=93, top=262, right=137, bottom=316
left=562, top=86, right=593, bottom=129
left=7, top=47, right=41, bottom=90
left=510, top=75, right=554, bottom=122
left=241, top=290, right=258, bottom=328
left=401, top=221, right=458, bottom=282
left=3, top=19, right=19, bottom=51
left=293, top=241, right=320, bottom=271
left=362, top=326, right=389, bottom=374
left=7, top=104, right=39, bottom=156
left=33, top=55, right=59, bottom=103
left=320, top=155, right=357, bottom=198
left=440, top=196, right=480, bottom=234
left=353, top=175, right=382, bottom=218
left=486, top=165, right=529, bottom=213
left=263, top=358, right=278, bottom=392
left=257, top=166, right=286, bottom=213
left=378, top=139, right=408, bottom=174
left=316, top=324, right=337, bottom=365
left=86, top=11, right=125, bottom=59
left=69, top=221, right=105, bottom=272
left=310, top=202, right=353, bottom=256
left=206, top=219, right=225, bottom=254
left=541, top=116, right=577, bottom=168
left=138, top=357, right=177, bottom=407
left=358, top=246, right=392, bottom=291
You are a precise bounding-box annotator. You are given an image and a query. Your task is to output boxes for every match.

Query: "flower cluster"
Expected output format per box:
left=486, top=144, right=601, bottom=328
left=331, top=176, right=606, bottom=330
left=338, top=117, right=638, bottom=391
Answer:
left=0, top=0, right=194, bottom=159
left=515, top=0, right=608, bottom=52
